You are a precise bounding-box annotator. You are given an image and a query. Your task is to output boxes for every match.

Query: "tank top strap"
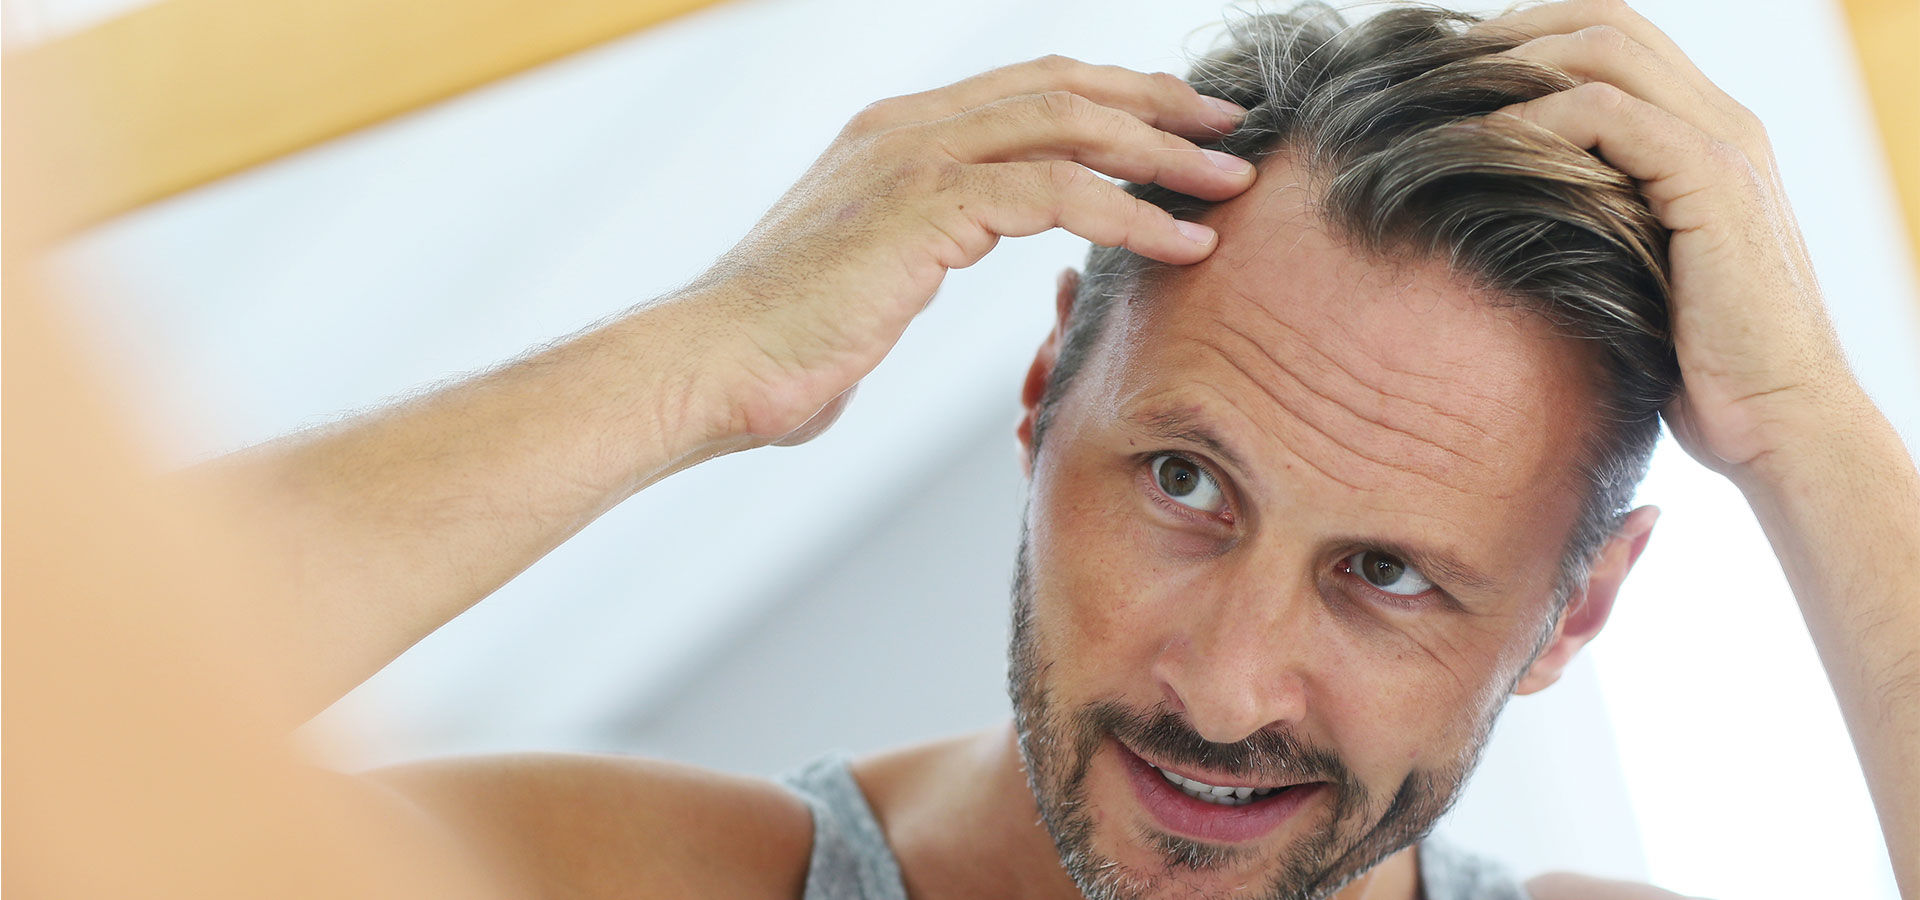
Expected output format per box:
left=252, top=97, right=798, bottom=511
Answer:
left=1418, top=833, right=1535, bottom=900
left=778, top=753, right=910, bottom=900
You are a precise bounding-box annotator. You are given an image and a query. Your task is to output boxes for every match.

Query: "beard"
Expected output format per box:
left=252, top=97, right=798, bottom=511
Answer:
left=1005, top=524, right=1508, bottom=900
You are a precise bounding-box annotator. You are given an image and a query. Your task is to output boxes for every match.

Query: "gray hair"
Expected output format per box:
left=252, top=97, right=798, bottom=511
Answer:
left=1034, top=2, right=1679, bottom=610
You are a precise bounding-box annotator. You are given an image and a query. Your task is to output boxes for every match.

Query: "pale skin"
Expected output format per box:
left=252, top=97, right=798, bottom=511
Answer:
left=11, top=2, right=1915, bottom=900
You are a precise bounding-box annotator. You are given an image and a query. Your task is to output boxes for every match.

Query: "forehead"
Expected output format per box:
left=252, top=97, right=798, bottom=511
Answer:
left=1080, top=164, right=1603, bottom=548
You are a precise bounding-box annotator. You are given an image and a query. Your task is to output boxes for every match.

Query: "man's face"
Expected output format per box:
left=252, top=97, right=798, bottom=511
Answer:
left=1009, top=163, right=1605, bottom=900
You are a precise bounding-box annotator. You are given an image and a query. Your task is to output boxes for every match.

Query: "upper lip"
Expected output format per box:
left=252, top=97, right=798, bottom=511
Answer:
left=1118, top=737, right=1314, bottom=791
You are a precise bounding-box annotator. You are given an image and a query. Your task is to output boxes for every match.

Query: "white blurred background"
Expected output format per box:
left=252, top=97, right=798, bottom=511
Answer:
left=12, top=0, right=1915, bottom=897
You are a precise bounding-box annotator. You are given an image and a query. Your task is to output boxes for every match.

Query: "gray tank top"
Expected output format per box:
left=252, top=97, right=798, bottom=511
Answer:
left=779, top=753, right=1532, bottom=900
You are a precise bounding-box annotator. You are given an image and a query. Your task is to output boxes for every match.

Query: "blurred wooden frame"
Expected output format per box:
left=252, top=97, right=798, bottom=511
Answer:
left=0, top=0, right=1915, bottom=279
left=1, top=0, right=733, bottom=243
left=1837, top=0, right=1919, bottom=287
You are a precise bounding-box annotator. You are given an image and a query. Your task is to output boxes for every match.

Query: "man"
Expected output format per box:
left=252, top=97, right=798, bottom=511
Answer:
left=151, top=2, right=1917, bottom=899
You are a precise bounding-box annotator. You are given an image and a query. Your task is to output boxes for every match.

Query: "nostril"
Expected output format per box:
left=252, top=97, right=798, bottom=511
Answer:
left=1160, top=681, right=1186, bottom=713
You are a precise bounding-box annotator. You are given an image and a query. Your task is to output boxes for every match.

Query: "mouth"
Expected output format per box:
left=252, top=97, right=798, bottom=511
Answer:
left=1154, top=765, right=1290, bottom=806
left=1113, top=736, right=1324, bottom=844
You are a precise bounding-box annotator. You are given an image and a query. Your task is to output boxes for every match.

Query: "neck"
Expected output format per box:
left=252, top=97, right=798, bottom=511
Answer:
left=852, top=723, right=1422, bottom=900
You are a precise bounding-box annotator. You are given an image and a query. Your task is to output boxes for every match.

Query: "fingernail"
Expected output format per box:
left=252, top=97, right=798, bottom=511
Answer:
left=1203, top=149, right=1254, bottom=175
left=1203, top=95, right=1248, bottom=122
left=1175, top=220, right=1215, bottom=245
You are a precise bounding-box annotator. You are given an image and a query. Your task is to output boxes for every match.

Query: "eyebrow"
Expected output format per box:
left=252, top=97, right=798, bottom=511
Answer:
left=1130, top=406, right=1500, bottom=597
left=1356, top=537, right=1501, bottom=596
left=1134, top=407, right=1251, bottom=475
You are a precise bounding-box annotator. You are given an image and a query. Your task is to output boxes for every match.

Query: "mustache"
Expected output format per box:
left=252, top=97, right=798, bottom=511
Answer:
left=1082, top=700, right=1353, bottom=788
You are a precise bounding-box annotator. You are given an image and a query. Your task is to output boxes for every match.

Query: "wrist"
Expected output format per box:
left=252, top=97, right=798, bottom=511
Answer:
left=617, top=285, right=828, bottom=479
left=1728, top=387, right=1913, bottom=504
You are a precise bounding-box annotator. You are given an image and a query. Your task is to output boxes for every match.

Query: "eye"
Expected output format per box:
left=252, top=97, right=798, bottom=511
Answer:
left=1341, top=550, right=1434, bottom=598
left=1149, top=453, right=1226, bottom=514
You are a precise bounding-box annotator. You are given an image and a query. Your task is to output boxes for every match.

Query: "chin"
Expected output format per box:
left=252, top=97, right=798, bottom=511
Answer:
left=1062, top=738, right=1343, bottom=900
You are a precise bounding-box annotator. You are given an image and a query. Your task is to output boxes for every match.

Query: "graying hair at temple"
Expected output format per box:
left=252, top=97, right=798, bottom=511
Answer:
left=1032, top=2, right=1681, bottom=608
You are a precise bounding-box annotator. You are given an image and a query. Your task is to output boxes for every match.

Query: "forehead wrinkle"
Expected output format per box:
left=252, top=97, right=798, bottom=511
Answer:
left=1218, top=310, right=1493, bottom=474
left=1186, top=337, right=1370, bottom=494
left=1368, top=353, right=1530, bottom=428
left=1241, top=293, right=1505, bottom=444
left=1191, top=328, right=1476, bottom=497
left=1183, top=381, right=1352, bottom=498
left=1141, top=385, right=1507, bottom=532
left=1197, top=179, right=1536, bottom=448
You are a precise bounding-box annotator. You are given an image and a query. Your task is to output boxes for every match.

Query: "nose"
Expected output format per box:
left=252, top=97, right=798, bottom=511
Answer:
left=1150, top=572, right=1315, bottom=745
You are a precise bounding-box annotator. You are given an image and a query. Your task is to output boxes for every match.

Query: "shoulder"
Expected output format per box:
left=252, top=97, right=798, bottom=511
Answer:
left=370, top=752, right=814, bottom=900
left=1525, top=871, right=1709, bottom=900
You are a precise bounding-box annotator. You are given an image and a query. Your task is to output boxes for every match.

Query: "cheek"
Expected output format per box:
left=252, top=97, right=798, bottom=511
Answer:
left=1346, top=613, right=1530, bottom=757
left=1292, top=591, right=1530, bottom=774
left=1025, top=449, right=1200, bottom=679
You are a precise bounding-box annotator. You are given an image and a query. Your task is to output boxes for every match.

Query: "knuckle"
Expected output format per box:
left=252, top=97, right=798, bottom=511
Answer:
left=1730, top=100, right=1770, bottom=142
left=1702, top=138, right=1744, bottom=165
left=848, top=97, right=906, bottom=133
left=933, top=159, right=967, bottom=194
left=1036, top=89, right=1090, bottom=123
left=872, top=135, right=963, bottom=193
left=1576, top=24, right=1632, bottom=53
left=1124, top=197, right=1163, bottom=231
left=1150, top=70, right=1193, bottom=96
left=1043, top=159, right=1092, bottom=193
left=1571, top=79, right=1629, bottom=111
left=1704, top=139, right=1759, bottom=181
left=1033, top=53, right=1077, bottom=73
left=1702, top=139, right=1767, bottom=195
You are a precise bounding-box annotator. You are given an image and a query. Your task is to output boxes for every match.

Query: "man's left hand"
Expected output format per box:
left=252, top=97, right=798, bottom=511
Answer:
left=1487, top=6, right=1920, bottom=895
left=1489, top=0, right=1864, bottom=482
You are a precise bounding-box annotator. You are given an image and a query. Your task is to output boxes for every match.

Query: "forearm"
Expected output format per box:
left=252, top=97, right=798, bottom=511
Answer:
left=197, top=58, right=1249, bottom=720
left=1736, top=395, right=1920, bottom=896
left=210, top=292, right=756, bottom=716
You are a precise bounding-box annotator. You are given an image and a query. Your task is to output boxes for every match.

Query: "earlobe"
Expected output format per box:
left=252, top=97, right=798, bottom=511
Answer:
left=1015, top=269, right=1080, bottom=474
left=1513, top=505, right=1659, bottom=695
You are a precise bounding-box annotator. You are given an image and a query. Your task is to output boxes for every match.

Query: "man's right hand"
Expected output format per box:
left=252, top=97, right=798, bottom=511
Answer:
left=197, top=56, right=1255, bottom=722
left=671, top=55, right=1256, bottom=448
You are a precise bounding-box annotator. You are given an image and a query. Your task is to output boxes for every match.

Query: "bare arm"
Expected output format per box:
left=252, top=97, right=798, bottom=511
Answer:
left=207, top=57, right=1256, bottom=717
left=1734, top=404, right=1920, bottom=893
left=207, top=295, right=757, bottom=714
left=1494, top=1, right=1919, bottom=893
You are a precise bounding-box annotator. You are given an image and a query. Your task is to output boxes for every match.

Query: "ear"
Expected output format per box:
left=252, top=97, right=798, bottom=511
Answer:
left=1513, top=505, right=1659, bottom=695
left=1016, top=268, right=1079, bottom=477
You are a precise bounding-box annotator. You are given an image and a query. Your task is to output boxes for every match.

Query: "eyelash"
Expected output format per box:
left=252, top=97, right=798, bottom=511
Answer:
left=1134, top=451, right=1451, bottom=611
left=1337, top=560, right=1431, bottom=609
left=1138, top=451, right=1235, bottom=526
left=1335, top=553, right=1451, bottom=611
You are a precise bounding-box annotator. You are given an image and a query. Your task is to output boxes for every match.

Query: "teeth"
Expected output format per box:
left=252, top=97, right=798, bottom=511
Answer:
left=1151, top=764, right=1283, bottom=807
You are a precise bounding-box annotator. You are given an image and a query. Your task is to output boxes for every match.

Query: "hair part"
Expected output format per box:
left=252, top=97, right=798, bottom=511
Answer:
left=1035, top=2, right=1679, bottom=612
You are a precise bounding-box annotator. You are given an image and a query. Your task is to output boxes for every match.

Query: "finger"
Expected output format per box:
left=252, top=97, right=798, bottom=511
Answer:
left=1497, top=82, right=1758, bottom=234
left=1484, top=1, right=1789, bottom=246
left=958, top=160, right=1217, bottom=265
left=1501, top=26, right=1754, bottom=151
left=1477, top=0, right=1696, bottom=74
left=926, top=91, right=1256, bottom=202
left=873, top=55, right=1246, bottom=140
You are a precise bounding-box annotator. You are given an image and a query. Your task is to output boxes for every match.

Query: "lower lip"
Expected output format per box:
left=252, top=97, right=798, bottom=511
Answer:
left=1115, top=737, right=1323, bottom=845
